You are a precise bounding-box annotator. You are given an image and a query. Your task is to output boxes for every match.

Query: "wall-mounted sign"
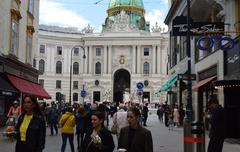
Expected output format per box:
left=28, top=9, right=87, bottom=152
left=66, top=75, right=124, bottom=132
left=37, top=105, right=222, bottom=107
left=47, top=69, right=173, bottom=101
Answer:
left=81, top=90, right=86, bottom=98
left=136, top=82, right=144, bottom=89
left=197, top=36, right=236, bottom=51
left=178, top=74, right=196, bottom=81
left=172, top=16, right=224, bottom=36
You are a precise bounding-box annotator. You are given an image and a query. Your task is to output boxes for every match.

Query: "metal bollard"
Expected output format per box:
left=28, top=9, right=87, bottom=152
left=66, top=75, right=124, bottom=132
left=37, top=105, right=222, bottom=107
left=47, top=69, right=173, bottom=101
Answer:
left=191, top=121, right=205, bottom=152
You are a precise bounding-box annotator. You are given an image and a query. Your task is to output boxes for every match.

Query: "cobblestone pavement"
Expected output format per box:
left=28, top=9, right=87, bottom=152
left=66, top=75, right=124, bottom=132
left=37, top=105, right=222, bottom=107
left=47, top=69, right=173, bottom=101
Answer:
left=0, top=113, right=240, bottom=152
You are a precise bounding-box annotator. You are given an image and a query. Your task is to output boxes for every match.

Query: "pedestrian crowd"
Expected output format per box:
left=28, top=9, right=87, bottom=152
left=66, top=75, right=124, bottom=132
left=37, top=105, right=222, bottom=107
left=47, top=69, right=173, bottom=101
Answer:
left=5, top=98, right=154, bottom=152
left=156, top=102, right=185, bottom=130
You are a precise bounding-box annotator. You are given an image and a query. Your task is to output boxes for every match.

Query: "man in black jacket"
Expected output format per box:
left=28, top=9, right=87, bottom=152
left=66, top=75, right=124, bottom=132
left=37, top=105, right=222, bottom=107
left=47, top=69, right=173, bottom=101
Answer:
left=207, top=97, right=225, bottom=152
left=142, top=103, right=149, bottom=126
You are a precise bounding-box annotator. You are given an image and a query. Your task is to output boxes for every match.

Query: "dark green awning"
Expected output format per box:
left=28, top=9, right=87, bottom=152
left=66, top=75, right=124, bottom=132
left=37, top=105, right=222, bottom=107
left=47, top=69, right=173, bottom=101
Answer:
left=159, top=75, right=178, bottom=92
left=158, top=69, right=188, bottom=92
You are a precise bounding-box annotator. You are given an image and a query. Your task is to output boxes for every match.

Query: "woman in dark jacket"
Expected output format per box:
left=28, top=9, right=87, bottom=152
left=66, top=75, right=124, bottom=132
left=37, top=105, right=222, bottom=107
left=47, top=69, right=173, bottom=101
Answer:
left=82, top=111, right=115, bottom=152
left=118, top=107, right=153, bottom=152
left=15, top=95, right=46, bottom=152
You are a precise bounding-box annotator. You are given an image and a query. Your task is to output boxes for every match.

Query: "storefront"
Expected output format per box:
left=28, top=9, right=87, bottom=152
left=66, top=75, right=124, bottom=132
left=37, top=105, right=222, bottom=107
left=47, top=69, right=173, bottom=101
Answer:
left=192, top=66, right=217, bottom=130
left=0, top=73, right=19, bottom=126
left=0, top=55, right=51, bottom=126
left=214, top=36, right=240, bottom=138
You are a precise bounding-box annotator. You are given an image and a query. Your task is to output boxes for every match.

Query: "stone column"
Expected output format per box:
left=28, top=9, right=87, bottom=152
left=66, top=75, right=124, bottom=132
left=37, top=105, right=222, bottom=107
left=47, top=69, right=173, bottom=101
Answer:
left=108, top=45, right=112, bottom=74
left=84, top=46, right=88, bottom=74
left=104, top=45, right=107, bottom=74
left=89, top=45, right=92, bottom=74
left=157, top=45, right=161, bottom=74
left=137, top=45, right=141, bottom=74
left=152, top=45, right=156, bottom=74
left=51, top=46, right=55, bottom=73
left=80, top=47, right=84, bottom=74
left=132, top=45, right=136, bottom=74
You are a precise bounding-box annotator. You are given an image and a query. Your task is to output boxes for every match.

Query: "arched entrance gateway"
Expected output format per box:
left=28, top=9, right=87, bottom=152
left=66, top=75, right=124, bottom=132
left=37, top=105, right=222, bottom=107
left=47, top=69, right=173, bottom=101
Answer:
left=113, top=69, right=130, bottom=105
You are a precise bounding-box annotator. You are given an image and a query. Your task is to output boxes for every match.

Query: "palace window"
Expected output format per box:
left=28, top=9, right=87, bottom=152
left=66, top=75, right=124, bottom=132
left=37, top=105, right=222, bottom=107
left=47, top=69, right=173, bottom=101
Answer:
left=95, top=62, right=101, bottom=74
left=56, top=92, right=61, bottom=101
left=57, top=46, right=62, bottom=55
left=96, top=48, right=101, bottom=56
left=73, top=62, right=79, bottom=74
left=39, top=79, right=44, bottom=87
left=74, top=48, right=79, bottom=56
left=40, top=45, right=45, bottom=54
left=73, top=93, right=78, bottom=102
left=73, top=81, right=78, bottom=89
left=56, top=61, right=62, bottom=74
left=56, top=80, right=61, bottom=89
left=144, top=48, right=149, bottom=56
left=39, top=59, right=45, bottom=74
left=143, top=62, right=150, bottom=75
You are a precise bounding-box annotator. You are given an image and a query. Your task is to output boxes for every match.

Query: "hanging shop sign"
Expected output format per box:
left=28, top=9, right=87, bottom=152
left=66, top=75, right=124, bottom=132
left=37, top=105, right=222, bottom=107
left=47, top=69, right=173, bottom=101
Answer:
left=197, top=36, right=236, bottom=51
left=172, top=16, right=224, bottom=36
left=178, top=74, right=196, bottom=81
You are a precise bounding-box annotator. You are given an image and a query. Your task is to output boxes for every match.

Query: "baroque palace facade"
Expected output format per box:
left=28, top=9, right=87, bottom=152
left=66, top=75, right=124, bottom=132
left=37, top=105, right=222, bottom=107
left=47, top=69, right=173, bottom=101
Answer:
left=36, top=0, right=168, bottom=104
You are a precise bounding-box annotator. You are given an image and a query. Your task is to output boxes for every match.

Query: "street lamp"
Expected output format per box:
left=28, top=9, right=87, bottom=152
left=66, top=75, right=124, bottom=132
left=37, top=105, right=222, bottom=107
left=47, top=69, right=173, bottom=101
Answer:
left=69, top=44, right=86, bottom=105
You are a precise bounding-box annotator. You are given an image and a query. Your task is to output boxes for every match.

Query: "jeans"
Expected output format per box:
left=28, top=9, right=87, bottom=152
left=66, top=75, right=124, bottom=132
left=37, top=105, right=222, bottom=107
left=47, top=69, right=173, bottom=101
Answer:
left=50, top=123, right=58, bottom=135
left=61, top=133, right=75, bottom=152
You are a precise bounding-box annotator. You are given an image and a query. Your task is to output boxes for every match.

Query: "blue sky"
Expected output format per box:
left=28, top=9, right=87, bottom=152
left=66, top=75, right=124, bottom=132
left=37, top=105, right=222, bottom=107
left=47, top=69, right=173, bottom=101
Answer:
left=40, top=0, right=169, bottom=32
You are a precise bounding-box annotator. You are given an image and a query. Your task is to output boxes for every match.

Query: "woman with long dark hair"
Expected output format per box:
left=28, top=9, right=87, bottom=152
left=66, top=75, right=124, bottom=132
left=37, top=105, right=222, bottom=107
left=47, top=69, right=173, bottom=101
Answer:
left=82, top=111, right=115, bottom=152
left=15, top=95, right=46, bottom=152
left=118, top=107, right=153, bottom=152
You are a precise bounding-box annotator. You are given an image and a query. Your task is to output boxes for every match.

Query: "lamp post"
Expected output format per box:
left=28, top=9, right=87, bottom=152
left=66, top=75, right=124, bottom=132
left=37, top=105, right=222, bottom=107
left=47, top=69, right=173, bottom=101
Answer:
left=184, top=0, right=194, bottom=151
left=69, top=44, right=86, bottom=105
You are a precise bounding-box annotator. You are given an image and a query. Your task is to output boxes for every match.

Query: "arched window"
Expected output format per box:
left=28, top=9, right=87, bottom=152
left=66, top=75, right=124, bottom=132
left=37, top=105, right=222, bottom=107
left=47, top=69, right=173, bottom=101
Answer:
left=73, top=62, right=79, bottom=74
left=95, top=62, right=101, bottom=74
left=73, top=93, right=78, bottom=102
left=143, top=62, right=150, bottom=74
left=39, top=59, right=45, bottom=73
left=56, top=92, right=61, bottom=101
left=56, top=61, right=62, bottom=74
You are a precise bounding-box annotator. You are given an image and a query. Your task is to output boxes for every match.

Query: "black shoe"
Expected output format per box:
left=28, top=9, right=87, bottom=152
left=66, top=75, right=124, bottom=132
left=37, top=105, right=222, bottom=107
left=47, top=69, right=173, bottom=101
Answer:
left=143, top=124, right=147, bottom=126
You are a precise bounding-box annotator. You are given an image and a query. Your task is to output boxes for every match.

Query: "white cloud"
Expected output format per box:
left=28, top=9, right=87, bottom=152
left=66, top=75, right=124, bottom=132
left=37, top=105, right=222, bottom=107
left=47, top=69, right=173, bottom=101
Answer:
left=145, top=9, right=168, bottom=32
left=39, top=0, right=89, bottom=30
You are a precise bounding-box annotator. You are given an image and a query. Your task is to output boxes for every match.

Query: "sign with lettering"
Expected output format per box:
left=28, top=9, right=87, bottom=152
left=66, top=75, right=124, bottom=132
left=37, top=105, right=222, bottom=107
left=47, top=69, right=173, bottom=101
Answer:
left=178, top=74, right=196, bottom=81
left=197, top=36, right=236, bottom=51
left=172, top=16, right=224, bottom=36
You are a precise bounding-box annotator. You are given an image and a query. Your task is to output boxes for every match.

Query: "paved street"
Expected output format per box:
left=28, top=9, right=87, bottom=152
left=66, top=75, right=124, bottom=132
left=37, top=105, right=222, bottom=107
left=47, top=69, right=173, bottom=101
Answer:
left=0, top=113, right=240, bottom=152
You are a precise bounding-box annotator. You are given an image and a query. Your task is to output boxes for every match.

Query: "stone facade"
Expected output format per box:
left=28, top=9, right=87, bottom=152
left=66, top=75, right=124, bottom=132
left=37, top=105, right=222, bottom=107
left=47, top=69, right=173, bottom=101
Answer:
left=36, top=26, right=168, bottom=104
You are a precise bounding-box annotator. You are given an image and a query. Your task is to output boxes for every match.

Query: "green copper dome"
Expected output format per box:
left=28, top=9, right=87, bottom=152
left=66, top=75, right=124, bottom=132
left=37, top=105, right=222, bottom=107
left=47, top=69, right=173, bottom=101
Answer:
left=109, top=0, right=144, bottom=9
left=102, top=0, right=149, bottom=32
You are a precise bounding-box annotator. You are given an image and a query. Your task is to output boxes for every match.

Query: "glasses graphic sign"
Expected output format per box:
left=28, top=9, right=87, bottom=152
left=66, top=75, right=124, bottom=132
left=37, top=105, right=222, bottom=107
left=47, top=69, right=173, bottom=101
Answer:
left=197, top=36, right=236, bottom=51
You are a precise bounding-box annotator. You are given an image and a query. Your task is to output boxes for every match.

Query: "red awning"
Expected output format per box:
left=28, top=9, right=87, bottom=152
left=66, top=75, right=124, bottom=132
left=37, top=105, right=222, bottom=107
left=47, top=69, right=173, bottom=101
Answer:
left=7, top=74, right=51, bottom=99
left=192, top=76, right=217, bottom=91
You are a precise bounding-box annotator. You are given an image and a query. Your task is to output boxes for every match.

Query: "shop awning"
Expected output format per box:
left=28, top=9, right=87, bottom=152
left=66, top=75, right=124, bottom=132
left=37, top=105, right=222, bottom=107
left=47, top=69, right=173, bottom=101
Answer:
left=213, top=80, right=240, bottom=88
left=192, top=76, right=216, bottom=91
left=0, top=74, right=18, bottom=96
left=7, top=74, right=51, bottom=99
left=159, top=75, right=178, bottom=92
left=158, top=69, right=188, bottom=93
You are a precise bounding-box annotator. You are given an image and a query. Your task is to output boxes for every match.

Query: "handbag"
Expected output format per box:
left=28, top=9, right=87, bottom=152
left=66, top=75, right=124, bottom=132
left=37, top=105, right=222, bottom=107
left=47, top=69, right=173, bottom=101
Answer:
left=111, top=123, right=118, bottom=134
left=111, top=112, right=118, bottom=134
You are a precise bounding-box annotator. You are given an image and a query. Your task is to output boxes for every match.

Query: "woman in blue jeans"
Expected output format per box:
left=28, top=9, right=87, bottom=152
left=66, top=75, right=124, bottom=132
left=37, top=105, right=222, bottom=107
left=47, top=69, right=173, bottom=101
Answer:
left=59, top=107, right=76, bottom=152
